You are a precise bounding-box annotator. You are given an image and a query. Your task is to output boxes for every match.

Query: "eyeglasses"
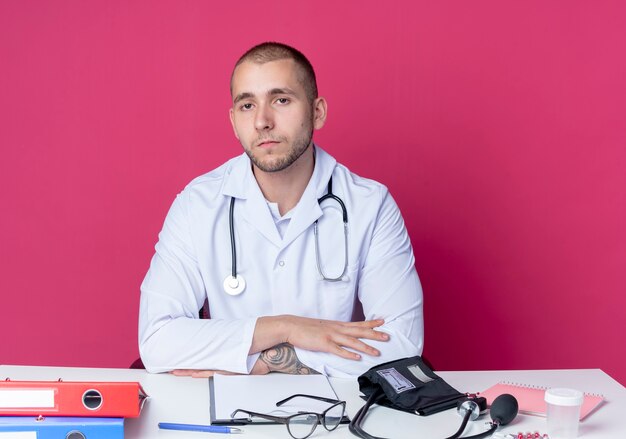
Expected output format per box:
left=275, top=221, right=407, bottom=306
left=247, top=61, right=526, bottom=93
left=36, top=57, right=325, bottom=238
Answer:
left=230, top=394, right=346, bottom=439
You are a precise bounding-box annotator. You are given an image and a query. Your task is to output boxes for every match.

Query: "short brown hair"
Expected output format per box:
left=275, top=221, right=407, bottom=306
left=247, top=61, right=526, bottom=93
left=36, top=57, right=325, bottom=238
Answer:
left=231, top=42, right=318, bottom=103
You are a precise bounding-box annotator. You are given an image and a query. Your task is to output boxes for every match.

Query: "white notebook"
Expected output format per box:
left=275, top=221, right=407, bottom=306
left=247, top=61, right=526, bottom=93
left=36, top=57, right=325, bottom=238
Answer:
left=209, top=373, right=345, bottom=424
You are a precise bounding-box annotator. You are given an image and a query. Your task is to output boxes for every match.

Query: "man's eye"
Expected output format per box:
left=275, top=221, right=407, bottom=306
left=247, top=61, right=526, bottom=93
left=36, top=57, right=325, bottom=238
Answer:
left=240, top=103, right=253, bottom=110
left=276, top=98, right=289, bottom=104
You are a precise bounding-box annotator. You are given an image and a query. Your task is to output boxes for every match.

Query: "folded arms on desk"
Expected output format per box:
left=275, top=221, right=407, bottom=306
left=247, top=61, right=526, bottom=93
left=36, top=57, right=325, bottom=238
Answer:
left=138, top=188, right=424, bottom=377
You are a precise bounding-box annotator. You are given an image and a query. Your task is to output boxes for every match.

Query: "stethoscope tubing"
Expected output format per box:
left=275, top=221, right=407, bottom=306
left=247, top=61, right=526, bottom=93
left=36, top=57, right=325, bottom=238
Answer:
left=224, top=176, right=348, bottom=295
left=229, top=196, right=237, bottom=278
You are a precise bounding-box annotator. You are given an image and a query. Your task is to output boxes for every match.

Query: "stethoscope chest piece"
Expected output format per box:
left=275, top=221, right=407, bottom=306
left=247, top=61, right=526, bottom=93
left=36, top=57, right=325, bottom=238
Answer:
left=223, top=274, right=246, bottom=296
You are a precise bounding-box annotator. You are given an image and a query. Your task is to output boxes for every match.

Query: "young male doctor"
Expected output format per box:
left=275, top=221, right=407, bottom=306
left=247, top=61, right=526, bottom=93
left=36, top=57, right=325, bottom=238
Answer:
left=138, top=42, right=423, bottom=377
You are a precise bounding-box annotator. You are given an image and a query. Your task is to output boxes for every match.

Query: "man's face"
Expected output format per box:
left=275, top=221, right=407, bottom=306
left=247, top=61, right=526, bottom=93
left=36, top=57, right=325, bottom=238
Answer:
left=229, top=59, right=325, bottom=173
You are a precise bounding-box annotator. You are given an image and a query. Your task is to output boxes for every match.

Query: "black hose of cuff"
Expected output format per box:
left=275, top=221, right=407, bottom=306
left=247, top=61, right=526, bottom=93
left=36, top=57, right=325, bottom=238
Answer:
left=348, top=387, right=387, bottom=439
left=444, top=409, right=473, bottom=439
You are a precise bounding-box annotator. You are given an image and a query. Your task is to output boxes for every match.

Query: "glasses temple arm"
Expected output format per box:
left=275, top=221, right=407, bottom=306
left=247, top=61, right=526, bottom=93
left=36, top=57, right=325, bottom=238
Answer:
left=230, top=409, right=289, bottom=424
left=276, top=394, right=343, bottom=406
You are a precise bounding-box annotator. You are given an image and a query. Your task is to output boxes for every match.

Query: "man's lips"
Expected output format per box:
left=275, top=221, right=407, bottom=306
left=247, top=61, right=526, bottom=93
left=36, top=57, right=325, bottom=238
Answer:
left=257, top=140, right=280, bottom=148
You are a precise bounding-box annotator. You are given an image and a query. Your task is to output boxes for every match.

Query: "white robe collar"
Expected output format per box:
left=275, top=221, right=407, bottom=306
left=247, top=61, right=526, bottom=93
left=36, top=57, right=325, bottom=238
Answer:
left=221, top=145, right=337, bottom=248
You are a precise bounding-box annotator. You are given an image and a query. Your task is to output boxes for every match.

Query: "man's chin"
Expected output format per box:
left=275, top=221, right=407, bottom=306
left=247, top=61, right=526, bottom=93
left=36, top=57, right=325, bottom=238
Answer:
left=252, top=157, right=291, bottom=173
left=244, top=139, right=312, bottom=173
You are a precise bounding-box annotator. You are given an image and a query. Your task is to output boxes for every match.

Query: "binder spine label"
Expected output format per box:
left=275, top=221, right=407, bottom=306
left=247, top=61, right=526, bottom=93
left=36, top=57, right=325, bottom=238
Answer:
left=0, top=433, right=37, bottom=438
left=0, top=389, right=55, bottom=408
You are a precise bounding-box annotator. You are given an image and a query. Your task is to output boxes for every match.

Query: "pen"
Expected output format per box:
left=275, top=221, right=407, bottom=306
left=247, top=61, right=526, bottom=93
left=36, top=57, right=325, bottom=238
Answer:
left=158, top=423, right=243, bottom=434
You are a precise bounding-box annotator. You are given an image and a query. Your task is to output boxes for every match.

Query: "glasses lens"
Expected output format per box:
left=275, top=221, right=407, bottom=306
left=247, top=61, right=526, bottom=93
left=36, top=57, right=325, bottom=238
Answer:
left=287, top=413, right=318, bottom=439
left=323, top=403, right=345, bottom=431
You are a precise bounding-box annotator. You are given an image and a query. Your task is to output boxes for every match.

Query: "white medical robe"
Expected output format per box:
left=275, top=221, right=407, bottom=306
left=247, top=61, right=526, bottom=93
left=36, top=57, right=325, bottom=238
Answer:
left=139, top=146, right=423, bottom=377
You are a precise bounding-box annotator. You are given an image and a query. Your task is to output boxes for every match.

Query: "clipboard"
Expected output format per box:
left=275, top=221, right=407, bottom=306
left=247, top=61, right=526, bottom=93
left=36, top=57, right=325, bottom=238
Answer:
left=209, top=374, right=350, bottom=425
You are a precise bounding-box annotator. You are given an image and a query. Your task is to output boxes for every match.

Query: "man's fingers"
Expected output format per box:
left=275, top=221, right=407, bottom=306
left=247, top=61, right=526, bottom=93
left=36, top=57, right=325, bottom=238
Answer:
left=192, top=370, right=239, bottom=378
left=190, top=370, right=217, bottom=378
left=332, top=334, right=381, bottom=356
left=332, top=344, right=362, bottom=360
left=339, top=325, right=390, bottom=342
left=285, top=316, right=390, bottom=360
left=345, top=319, right=385, bottom=328
left=172, top=369, right=238, bottom=378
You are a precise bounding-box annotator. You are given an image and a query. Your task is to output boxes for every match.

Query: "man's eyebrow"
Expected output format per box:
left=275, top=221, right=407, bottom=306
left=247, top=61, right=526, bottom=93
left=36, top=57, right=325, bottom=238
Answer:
left=233, top=92, right=255, bottom=105
left=233, top=88, right=298, bottom=105
left=268, top=87, right=297, bottom=97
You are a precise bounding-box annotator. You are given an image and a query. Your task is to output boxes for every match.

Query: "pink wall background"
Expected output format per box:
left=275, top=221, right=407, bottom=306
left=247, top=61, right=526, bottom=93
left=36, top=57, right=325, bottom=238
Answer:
left=1, top=1, right=625, bottom=384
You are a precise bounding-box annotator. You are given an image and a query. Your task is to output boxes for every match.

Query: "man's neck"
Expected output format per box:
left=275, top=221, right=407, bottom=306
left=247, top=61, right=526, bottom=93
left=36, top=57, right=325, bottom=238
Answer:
left=253, top=145, right=315, bottom=216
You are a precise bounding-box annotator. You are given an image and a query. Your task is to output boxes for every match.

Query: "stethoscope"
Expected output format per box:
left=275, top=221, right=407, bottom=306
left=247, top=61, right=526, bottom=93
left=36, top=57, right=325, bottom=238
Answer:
left=223, top=176, right=349, bottom=295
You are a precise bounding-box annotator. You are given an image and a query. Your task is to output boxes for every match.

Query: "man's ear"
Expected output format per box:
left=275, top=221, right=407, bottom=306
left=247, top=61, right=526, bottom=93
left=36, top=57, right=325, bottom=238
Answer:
left=229, top=108, right=240, bottom=140
left=313, top=97, right=328, bottom=130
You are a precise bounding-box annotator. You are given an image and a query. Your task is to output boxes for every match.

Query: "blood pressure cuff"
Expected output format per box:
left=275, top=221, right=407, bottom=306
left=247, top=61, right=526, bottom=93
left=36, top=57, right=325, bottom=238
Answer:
left=357, top=356, right=465, bottom=416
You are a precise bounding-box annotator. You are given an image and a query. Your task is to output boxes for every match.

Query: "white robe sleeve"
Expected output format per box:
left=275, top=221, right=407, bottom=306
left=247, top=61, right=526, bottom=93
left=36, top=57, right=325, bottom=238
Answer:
left=138, top=191, right=258, bottom=374
left=295, top=188, right=424, bottom=377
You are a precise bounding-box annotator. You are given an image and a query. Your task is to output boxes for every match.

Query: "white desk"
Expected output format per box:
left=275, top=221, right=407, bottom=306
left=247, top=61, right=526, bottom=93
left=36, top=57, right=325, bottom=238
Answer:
left=1, top=366, right=624, bottom=438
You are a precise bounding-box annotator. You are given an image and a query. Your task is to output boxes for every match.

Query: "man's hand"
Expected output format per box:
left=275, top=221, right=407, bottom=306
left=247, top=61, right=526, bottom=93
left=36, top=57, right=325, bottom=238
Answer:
left=252, top=315, right=390, bottom=361
left=171, top=369, right=239, bottom=378
left=171, top=316, right=390, bottom=378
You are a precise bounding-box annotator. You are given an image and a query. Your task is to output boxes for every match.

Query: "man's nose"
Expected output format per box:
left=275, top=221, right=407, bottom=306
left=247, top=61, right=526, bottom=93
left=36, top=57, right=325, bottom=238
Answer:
left=254, top=103, right=274, bottom=131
